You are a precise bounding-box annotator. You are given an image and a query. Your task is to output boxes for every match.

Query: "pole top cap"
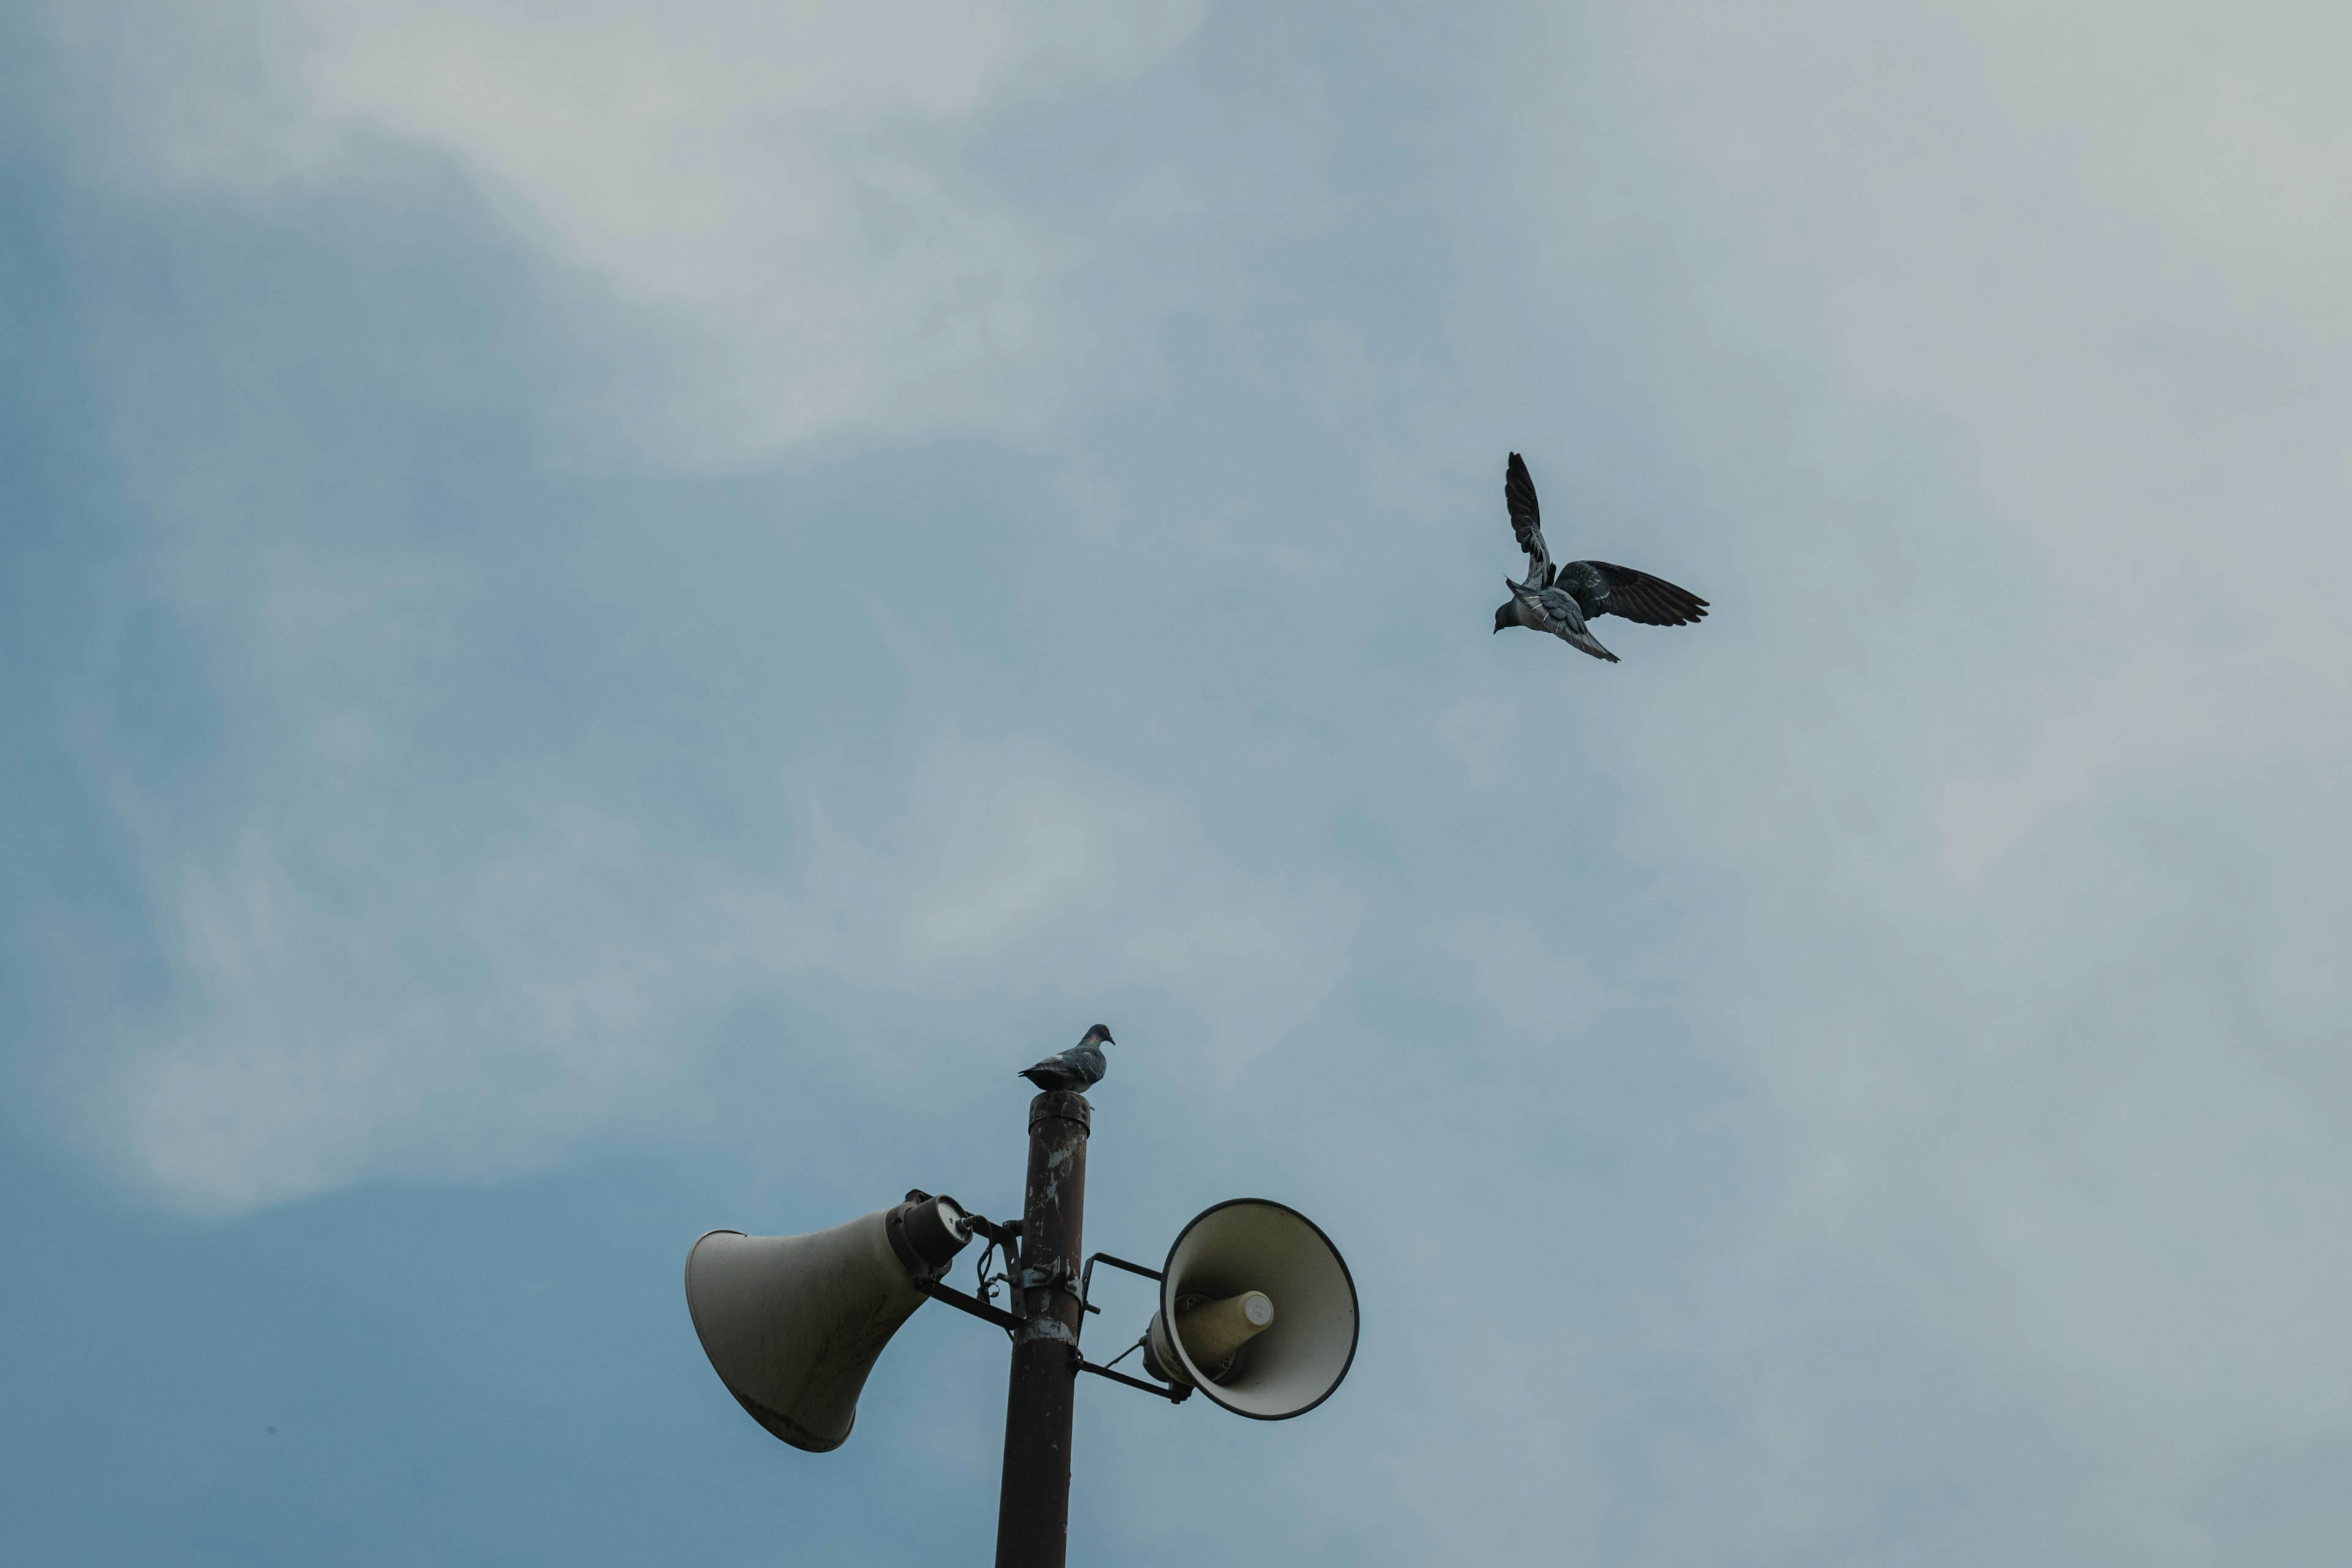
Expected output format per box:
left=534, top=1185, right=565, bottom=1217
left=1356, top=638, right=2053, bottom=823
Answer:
left=1028, top=1090, right=1093, bottom=1132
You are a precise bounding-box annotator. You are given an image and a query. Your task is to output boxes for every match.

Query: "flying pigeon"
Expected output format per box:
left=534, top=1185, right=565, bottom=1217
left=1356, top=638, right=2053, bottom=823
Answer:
left=1019, top=1024, right=1114, bottom=1094
left=1491, top=451, right=1708, bottom=662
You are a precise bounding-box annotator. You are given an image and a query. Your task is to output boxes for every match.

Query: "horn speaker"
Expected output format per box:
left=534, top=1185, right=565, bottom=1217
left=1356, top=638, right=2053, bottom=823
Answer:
left=1140, top=1198, right=1357, bottom=1419
left=684, top=1194, right=971, bottom=1452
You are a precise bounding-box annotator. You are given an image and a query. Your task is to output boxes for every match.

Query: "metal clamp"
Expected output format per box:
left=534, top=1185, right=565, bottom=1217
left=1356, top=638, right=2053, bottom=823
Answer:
left=1014, top=1256, right=1091, bottom=1317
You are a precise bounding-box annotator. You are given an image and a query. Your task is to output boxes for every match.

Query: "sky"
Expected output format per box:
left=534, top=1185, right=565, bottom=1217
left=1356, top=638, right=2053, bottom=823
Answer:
left=4, top=1, right=2350, bottom=1562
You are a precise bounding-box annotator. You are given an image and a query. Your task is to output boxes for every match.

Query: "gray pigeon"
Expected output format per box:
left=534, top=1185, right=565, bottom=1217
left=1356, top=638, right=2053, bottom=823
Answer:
left=1491, top=451, right=1708, bottom=662
left=1019, top=1024, right=1114, bottom=1093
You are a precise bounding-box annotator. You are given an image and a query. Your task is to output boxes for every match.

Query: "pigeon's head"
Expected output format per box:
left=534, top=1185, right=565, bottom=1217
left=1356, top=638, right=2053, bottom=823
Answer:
left=1492, top=600, right=1515, bottom=634
left=1080, top=1023, right=1114, bottom=1048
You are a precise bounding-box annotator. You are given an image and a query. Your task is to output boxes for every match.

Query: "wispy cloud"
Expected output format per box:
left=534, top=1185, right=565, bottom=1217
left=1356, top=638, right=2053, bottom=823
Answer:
left=48, top=0, right=1215, bottom=460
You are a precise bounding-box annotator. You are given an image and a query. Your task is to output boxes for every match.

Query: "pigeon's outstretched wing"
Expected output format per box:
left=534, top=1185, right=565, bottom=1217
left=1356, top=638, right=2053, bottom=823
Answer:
left=1505, top=452, right=1551, bottom=589
left=1509, top=579, right=1618, bottom=663
left=1586, top=562, right=1709, bottom=627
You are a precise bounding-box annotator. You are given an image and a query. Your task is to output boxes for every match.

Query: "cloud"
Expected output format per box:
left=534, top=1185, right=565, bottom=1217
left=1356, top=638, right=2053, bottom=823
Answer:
left=48, top=0, right=1213, bottom=460
left=81, top=802, right=701, bottom=1212
left=70, top=736, right=1356, bottom=1213
left=1625, top=0, right=2352, bottom=877
left=770, top=739, right=1361, bottom=1071
left=1339, top=7, right=2352, bottom=1556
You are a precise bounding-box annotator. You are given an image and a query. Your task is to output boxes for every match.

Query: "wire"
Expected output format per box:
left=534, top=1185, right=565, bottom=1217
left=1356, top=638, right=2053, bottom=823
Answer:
left=974, top=1237, right=999, bottom=1305
left=969, top=1237, right=1020, bottom=1340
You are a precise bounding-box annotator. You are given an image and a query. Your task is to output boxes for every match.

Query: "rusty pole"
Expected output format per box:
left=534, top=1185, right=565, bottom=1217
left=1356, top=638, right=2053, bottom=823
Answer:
left=994, top=1090, right=1091, bottom=1568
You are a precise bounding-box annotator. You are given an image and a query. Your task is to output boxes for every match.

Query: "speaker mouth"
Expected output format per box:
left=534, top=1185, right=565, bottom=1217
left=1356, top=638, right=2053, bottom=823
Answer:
left=685, top=1213, right=934, bottom=1454
left=1153, top=1198, right=1359, bottom=1421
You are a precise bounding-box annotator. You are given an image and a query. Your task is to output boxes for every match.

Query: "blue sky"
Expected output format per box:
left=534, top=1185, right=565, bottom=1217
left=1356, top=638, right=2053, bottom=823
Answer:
left=6, top=2, right=2351, bottom=1562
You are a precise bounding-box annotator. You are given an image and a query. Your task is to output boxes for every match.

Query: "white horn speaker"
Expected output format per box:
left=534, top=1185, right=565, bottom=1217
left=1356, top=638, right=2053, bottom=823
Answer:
left=1139, top=1198, right=1357, bottom=1420
left=685, top=1193, right=971, bottom=1452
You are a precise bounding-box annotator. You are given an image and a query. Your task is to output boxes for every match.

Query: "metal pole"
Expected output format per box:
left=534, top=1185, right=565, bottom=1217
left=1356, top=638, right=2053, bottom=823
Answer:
left=995, top=1090, right=1091, bottom=1568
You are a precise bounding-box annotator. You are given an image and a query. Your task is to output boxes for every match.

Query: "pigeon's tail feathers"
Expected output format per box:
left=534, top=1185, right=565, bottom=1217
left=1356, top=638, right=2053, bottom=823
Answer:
left=1506, top=578, right=1617, bottom=660
left=1572, top=633, right=1621, bottom=663
left=1551, top=597, right=1619, bottom=663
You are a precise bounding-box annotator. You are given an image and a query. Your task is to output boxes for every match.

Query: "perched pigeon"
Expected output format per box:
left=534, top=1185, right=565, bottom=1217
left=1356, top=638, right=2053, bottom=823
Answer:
left=1019, top=1024, right=1114, bottom=1094
left=1491, top=451, right=1708, bottom=663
